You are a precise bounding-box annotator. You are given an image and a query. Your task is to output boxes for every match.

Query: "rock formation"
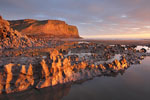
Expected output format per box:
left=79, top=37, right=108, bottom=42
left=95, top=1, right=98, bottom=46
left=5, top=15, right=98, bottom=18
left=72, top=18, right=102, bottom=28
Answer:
left=9, top=19, right=80, bottom=38
left=0, top=16, right=33, bottom=49
left=0, top=39, right=149, bottom=94
left=0, top=48, right=130, bottom=94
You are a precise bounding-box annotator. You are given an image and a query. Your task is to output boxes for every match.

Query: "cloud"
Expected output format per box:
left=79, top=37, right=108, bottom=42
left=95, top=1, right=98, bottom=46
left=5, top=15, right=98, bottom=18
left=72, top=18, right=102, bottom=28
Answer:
left=0, top=0, right=150, bottom=38
left=144, top=26, right=150, bottom=29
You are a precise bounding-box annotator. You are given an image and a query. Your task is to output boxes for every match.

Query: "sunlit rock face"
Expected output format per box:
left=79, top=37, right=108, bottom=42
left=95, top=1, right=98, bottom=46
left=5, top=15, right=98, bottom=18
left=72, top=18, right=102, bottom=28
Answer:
left=4, top=63, right=14, bottom=93
left=0, top=42, right=148, bottom=94
left=35, top=49, right=129, bottom=89
left=9, top=19, right=80, bottom=38
left=106, top=58, right=128, bottom=72
left=0, top=63, right=34, bottom=94
left=0, top=48, right=129, bottom=94
left=37, top=59, right=51, bottom=88
left=15, top=64, right=34, bottom=92
left=0, top=16, right=33, bottom=49
left=0, top=73, right=3, bottom=94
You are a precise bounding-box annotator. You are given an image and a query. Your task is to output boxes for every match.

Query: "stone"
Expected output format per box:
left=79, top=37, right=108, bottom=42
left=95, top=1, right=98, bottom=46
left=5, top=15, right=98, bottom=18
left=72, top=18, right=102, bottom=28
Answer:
left=40, top=59, right=50, bottom=77
left=0, top=73, right=4, bottom=94
left=0, top=16, right=33, bottom=49
left=4, top=63, right=14, bottom=93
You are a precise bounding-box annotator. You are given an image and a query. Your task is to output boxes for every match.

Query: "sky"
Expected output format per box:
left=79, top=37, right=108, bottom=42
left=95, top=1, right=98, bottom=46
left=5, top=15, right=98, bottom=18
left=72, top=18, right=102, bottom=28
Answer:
left=0, top=0, right=150, bottom=39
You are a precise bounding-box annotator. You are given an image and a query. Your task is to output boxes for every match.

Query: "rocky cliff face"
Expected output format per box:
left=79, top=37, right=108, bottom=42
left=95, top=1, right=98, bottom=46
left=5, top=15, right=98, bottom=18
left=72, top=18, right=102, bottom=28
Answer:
left=0, top=16, right=33, bottom=49
left=9, top=19, right=80, bottom=38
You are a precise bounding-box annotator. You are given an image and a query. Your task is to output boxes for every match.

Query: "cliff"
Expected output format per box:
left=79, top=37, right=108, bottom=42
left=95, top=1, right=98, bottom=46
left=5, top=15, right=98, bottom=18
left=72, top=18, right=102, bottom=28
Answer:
left=9, top=19, right=80, bottom=38
left=0, top=16, right=33, bottom=49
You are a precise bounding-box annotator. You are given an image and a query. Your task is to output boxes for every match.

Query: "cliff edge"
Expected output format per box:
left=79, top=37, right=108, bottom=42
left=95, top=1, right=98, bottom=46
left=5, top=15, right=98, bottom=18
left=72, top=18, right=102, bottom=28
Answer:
left=9, top=19, right=80, bottom=38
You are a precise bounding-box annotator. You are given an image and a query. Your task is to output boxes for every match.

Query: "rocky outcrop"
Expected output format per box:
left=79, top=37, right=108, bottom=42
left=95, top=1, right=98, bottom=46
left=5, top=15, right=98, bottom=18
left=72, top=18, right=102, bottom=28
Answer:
left=9, top=19, right=80, bottom=38
left=0, top=41, right=149, bottom=94
left=0, top=16, right=33, bottom=49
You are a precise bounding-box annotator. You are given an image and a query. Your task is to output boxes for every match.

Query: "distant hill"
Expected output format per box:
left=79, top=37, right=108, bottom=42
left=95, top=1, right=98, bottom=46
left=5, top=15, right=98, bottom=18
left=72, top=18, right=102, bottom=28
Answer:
left=9, top=19, right=80, bottom=38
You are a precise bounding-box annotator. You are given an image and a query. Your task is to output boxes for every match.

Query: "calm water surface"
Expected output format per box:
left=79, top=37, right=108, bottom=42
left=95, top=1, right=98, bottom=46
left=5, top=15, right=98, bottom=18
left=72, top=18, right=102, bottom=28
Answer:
left=62, top=57, right=150, bottom=100
left=0, top=57, right=150, bottom=100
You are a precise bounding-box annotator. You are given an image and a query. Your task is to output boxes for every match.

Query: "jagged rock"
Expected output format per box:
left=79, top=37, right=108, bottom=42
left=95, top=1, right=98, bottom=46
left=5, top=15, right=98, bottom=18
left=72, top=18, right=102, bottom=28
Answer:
left=9, top=19, right=80, bottom=38
left=4, top=63, right=14, bottom=93
left=15, top=64, right=34, bottom=91
left=20, top=65, right=26, bottom=74
left=37, top=59, right=51, bottom=88
left=0, top=73, right=4, bottom=94
left=0, top=16, right=33, bottom=49
left=0, top=41, right=148, bottom=94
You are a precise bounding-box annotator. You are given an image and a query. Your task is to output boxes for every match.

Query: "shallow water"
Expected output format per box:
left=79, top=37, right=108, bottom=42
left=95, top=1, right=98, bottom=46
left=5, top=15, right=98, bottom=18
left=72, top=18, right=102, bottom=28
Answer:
left=62, top=57, right=150, bottom=100
left=135, top=46, right=150, bottom=53
left=94, top=54, right=121, bottom=65
left=0, top=57, right=150, bottom=100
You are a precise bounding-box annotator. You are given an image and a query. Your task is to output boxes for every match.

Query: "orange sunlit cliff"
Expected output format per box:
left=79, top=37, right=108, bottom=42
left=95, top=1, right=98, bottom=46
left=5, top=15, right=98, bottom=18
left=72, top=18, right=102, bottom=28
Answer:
left=9, top=19, right=80, bottom=38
